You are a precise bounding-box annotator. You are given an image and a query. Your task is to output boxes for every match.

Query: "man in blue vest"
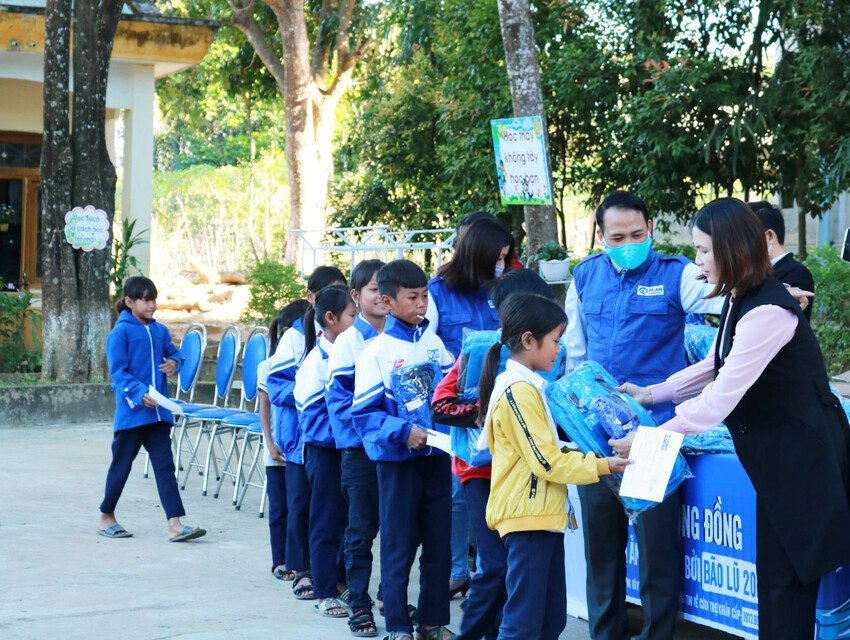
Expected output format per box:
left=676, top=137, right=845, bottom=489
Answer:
left=565, top=191, right=722, bottom=640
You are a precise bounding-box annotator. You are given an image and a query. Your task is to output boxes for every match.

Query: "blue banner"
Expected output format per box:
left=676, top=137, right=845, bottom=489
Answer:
left=625, top=453, right=850, bottom=638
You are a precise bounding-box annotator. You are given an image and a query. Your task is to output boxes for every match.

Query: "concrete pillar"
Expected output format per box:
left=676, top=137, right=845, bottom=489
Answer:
left=121, top=64, right=155, bottom=274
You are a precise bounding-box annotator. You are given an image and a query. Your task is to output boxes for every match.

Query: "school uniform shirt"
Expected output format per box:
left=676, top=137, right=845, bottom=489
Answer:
left=294, top=335, right=336, bottom=448
left=351, top=315, right=454, bottom=462
left=256, top=358, right=284, bottom=468
left=266, top=318, right=308, bottom=463
left=326, top=314, right=380, bottom=449
left=106, top=310, right=182, bottom=431
left=482, top=360, right=609, bottom=537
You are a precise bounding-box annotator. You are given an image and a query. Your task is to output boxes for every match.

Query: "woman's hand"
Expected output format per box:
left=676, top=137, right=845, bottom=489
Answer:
left=608, top=431, right=635, bottom=458
left=615, top=382, right=653, bottom=405
left=785, top=286, right=814, bottom=312
left=606, top=456, right=633, bottom=474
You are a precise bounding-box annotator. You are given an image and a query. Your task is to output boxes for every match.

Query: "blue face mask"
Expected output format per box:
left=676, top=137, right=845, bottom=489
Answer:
left=494, top=264, right=505, bottom=279
left=604, top=236, right=653, bottom=271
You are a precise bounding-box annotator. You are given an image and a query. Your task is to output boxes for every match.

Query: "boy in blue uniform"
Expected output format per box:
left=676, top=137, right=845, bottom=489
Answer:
left=352, top=260, right=456, bottom=640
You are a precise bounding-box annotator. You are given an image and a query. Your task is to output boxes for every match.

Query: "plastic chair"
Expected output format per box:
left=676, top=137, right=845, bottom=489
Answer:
left=143, top=323, right=207, bottom=479
left=233, top=419, right=268, bottom=517
left=201, top=327, right=269, bottom=499
left=176, top=325, right=242, bottom=493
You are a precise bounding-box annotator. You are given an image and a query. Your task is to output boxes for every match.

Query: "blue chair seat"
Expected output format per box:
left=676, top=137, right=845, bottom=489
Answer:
left=178, top=403, right=215, bottom=414
left=190, top=407, right=244, bottom=421
left=222, top=413, right=261, bottom=428
left=244, top=422, right=263, bottom=434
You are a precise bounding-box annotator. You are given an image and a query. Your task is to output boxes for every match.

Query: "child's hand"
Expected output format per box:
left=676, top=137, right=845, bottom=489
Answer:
left=267, top=442, right=285, bottom=463
left=607, top=456, right=633, bottom=474
left=159, top=358, right=178, bottom=376
left=142, top=393, right=158, bottom=408
left=407, top=426, right=428, bottom=450
left=608, top=431, right=635, bottom=458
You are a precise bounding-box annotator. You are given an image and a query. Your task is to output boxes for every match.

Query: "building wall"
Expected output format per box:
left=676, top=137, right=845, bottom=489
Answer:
left=0, top=78, right=42, bottom=133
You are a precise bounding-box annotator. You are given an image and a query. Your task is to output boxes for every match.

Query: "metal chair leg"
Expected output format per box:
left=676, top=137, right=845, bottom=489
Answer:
left=213, top=428, right=241, bottom=499
left=234, top=435, right=253, bottom=510
left=180, top=421, right=206, bottom=489
left=201, top=424, right=218, bottom=496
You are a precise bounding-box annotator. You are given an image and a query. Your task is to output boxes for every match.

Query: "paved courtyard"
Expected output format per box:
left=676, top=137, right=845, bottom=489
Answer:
left=0, top=422, right=735, bottom=639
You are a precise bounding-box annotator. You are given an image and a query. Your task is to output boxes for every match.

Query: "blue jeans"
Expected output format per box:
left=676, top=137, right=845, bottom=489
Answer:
left=451, top=473, right=471, bottom=582
left=341, top=448, right=380, bottom=613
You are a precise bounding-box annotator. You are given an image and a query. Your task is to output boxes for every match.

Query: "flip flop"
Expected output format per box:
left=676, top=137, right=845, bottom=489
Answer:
left=169, top=525, right=206, bottom=542
left=97, top=524, right=133, bottom=538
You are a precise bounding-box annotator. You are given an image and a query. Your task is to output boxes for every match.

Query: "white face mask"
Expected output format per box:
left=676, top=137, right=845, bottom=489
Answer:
left=768, top=242, right=774, bottom=255
left=494, top=265, right=505, bottom=278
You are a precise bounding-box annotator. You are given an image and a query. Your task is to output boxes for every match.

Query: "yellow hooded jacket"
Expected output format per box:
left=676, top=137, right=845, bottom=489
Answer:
left=484, top=360, right=610, bottom=537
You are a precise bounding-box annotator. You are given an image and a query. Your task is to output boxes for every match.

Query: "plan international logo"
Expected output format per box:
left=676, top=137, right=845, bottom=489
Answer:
left=637, top=284, right=664, bottom=296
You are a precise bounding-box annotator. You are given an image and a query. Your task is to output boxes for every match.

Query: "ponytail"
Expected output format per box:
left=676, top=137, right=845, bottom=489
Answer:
left=477, top=292, right=567, bottom=422
left=269, top=299, right=310, bottom=354
left=477, top=342, right=504, bottom=423
left=301, top=284, right=352, bottom=361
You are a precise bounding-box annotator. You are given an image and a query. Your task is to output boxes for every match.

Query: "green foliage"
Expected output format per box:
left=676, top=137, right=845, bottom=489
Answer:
left=242, top=261, right=304, bottom=324
left=110, top=218, right=148, bottom=305
left=653, top=239, right=696, bottom=262
left=0, top=286, right=41, bottom=373
left=804, top=246, right=850, bottom=376
left=534, top=241, right=569, bottom=261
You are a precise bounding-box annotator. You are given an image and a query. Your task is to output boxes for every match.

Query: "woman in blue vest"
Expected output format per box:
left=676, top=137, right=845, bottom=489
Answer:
left=426, top=216, right=515, bottom=598
left=617, top=198, right=850, bottom=639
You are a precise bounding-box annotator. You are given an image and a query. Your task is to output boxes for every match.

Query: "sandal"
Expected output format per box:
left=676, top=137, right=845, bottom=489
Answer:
left=272, top=566, right=295, bottom=581
left=349, top=608, right=379, bottom=637
left=416, top=626, right=456, bottom=640
left=292, top=571, right=317, bottom=600
left=383, top=634, right=413, bottom=640
left=314, top=597, right=348, bottom=618
left=339, top=588, right=351, bottom=605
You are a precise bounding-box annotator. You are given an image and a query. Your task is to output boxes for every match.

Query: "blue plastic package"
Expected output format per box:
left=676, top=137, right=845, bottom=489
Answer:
left=681, top=425, right=736, bottom=455
left=546, top=361, right=692, bottom=520
left=684, top=324, right=718, bottom=366
left=390, top=359, right=443, bottom=431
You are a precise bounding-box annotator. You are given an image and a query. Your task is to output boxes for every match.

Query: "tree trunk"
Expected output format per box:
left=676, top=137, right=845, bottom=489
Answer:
left=798, top=205, right=808, bottom=260
left=496, top=0, right=559, bottom=259
left=40, top=0, right=123, bottom=382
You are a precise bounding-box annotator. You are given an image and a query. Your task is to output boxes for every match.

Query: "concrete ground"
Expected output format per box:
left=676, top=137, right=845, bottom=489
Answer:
left=0, top=422, right=736, bottom=640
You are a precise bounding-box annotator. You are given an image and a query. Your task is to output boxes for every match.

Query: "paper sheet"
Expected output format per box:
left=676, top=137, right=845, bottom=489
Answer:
left=425, top=428, right=455, bottom=456
left=148, top=385, right=184, bottom=415
left=619, top=426, right=683, bottom=502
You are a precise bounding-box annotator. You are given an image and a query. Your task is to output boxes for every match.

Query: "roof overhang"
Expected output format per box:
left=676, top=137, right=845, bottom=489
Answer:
left=0, top=6, right=219, bottom=78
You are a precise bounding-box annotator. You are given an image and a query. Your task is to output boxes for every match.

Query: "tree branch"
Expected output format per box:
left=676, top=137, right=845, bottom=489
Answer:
left=227, top=0, right=287, bottom=93
left=311, top=0, right=334, bottom=81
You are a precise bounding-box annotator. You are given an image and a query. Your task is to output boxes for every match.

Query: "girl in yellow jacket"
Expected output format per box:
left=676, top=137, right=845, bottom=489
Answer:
left=477, top=293, right=631, bottom=640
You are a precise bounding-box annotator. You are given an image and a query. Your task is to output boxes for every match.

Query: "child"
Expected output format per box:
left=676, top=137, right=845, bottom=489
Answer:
left=258, top=299, right=311, bottom=581
left=267, top=266, right=347, bottom=600
left=352, top=260, right=456, bottom=640
left=326, top=259, right=387, bottom=637
left=294, top=285, right=357, bottom=618
left=477, top=293, right=630, bottom=640
left=430, top=269, right=556, bottom=640
left=99, top=276, right=206, bottom=543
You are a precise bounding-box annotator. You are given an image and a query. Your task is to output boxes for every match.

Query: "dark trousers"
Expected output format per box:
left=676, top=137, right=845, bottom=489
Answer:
left=378, top=454, right=452, bottom=633
left=265, top=465, right=288, bottom=569
left=304, top=443, right=346, bottom=599
left=100, top=421, right=185, bottom=519
left=285, top=461, right=311, bottom=573
left=577, top=482, right=682, bottom=640
left=756, top=500, right=820, bottom=639
left=341, top=447, right=380, bottom=612
left=459, top=478, right=507, bottom=640
left=499, top=530, right=566, bottom=640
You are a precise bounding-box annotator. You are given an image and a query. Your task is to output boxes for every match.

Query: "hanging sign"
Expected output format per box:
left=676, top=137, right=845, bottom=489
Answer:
left=64, top=205, right=110, bottom=251
left=490, top=115, right=553, bottom=206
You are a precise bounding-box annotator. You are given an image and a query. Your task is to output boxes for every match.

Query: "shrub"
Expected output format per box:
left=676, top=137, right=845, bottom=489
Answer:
left=534, top=241, right=569, bottom=261
left=242, top=261, right=304, bottom=324
left=0, top=286, right=41, bottom=373
left=654, top=239, right=696, bottom=261
left=805, top=245, right=850, bottom=377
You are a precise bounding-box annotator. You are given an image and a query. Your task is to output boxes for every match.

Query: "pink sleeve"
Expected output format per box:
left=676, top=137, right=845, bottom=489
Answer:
left=659, top=305, right=798, bottom=435
left=649, top=355, right=716, bottom=404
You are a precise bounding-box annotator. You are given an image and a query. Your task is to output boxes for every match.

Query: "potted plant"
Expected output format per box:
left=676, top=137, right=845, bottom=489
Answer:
left=534, top=240, right=570, bottom=282
left=0, top=205, right=13, bottom=233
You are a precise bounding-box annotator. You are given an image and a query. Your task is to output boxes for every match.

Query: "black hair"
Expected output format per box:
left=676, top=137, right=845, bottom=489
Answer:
left=750, top=201, right=786, bottom=245
left=377, top=260, right=428, bottom=298
left=456, top=210, right=497, bottom=233
left=350, top=259, right=385, bottom=293
left=116, top=276, right=158, bottom=313
left=302, top=285, right=353, bottom=359
left=595, top=190, right=650, bottom=231
left=490, top=268, right=554, bottom=310
left=307, top=265, right=347, bottom=293
left=269, top=299, right=310, bottom=354
left=478, top=293, right=567, bottom=422
left=438, top=218, right=516, bottom=291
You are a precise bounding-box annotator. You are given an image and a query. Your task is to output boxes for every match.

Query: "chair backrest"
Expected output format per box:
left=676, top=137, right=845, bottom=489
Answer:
left=214, top=325, right=242, bottom=406
left=238, top=327, right=269, bottom=410
left=175, top=324, right=207, bottom=402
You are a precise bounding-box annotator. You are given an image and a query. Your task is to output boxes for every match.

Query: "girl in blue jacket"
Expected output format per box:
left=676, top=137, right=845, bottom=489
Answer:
left=99, top=276, right=205, bottom=543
